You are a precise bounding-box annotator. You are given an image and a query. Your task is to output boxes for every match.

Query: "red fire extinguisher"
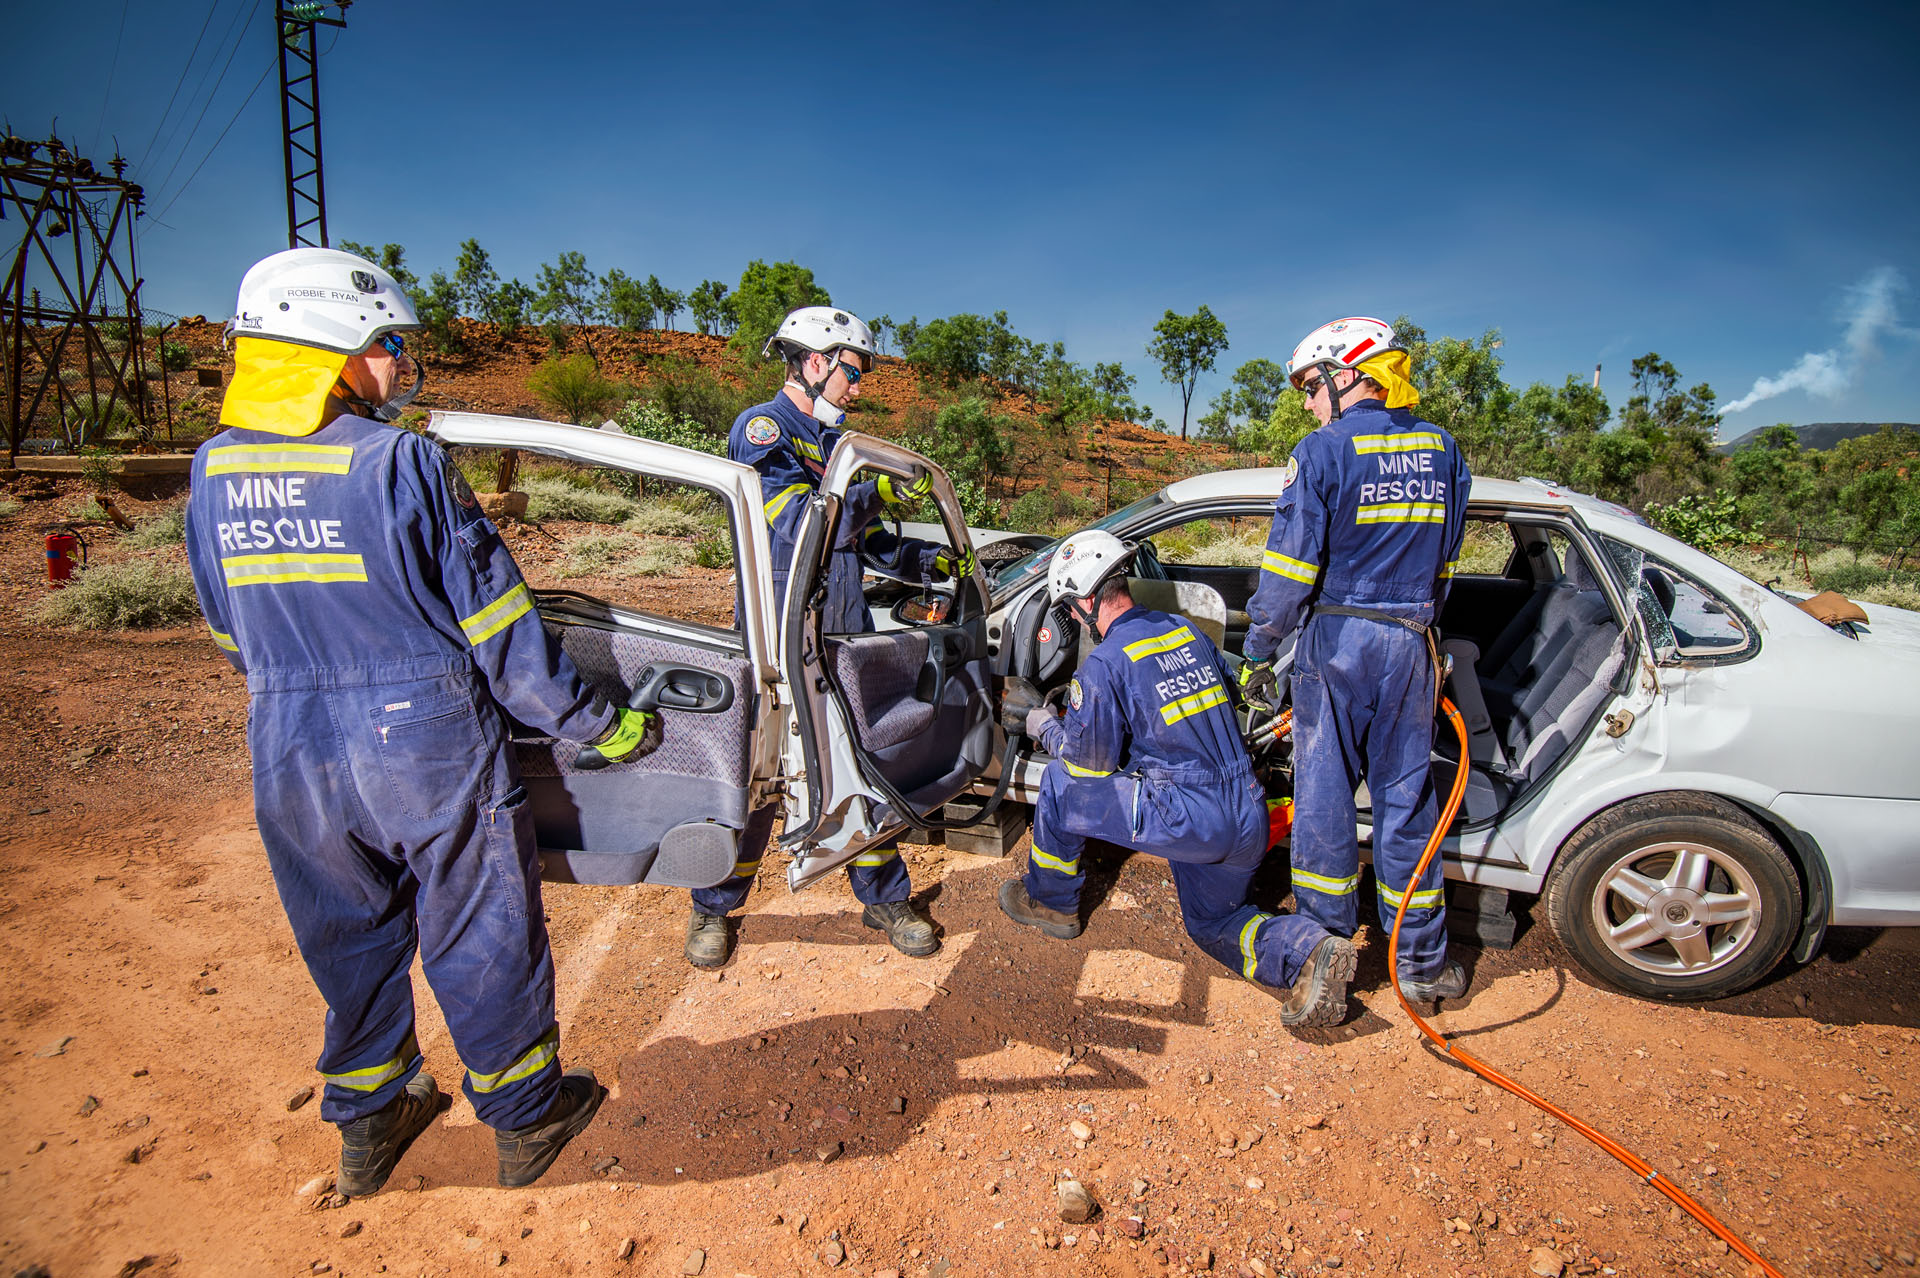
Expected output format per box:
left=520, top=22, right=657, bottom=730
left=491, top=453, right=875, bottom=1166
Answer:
left=45, top=526, right=88, bottom=588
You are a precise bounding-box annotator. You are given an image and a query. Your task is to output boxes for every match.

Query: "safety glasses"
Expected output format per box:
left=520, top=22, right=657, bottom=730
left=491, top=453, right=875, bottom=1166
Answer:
left=1298, top=374, right=1326, bottom=397
left=380, top=333, right=407, bottom=358
left=833, top=358, right=865, bottom=386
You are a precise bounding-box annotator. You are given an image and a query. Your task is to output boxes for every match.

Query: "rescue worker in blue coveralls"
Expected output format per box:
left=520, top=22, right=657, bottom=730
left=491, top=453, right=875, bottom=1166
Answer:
left=1237, top=316, right=1474, bottom=1025
left=184, top=248, right=652, bottom=1196
left=682, top=305, right=973, bottom=968
left=993, top=531, right=1346, bottom=1021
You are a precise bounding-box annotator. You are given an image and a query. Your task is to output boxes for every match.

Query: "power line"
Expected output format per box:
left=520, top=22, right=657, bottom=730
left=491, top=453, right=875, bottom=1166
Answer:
left=92, top=0, right=131, bottom=159
left=151, top=55, right=278, bottom=225
left=148, top=0, right=253, bottom=198
left=137, top=0, right=223, bottom=172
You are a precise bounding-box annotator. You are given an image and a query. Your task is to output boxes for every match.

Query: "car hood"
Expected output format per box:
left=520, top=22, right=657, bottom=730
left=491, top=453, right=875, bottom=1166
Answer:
left=1853, top=599, right=1920, bottom=657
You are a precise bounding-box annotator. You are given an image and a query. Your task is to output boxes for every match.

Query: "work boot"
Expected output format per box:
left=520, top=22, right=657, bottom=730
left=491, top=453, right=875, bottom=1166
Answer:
left=684, top=908, right=734, bottom=969
left=996, top=879, right=1082, bottom=940
left=1397, top=959, right=1468, bottom=1002
left=861, top=899, right=939, bottom=957
left=495, top=1068, right=605, bottom=1189
left=1277, top=935, right=1358, bottom=1029
left=337, top=1071, right=446, bottom=1198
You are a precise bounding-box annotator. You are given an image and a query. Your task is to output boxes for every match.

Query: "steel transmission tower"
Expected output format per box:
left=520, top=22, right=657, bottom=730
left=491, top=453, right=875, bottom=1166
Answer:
left=277, top=2, right=351, bottom=249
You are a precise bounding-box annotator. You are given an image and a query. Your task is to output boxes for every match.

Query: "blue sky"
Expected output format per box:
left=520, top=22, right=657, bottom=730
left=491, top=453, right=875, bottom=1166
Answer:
left=12, top=1, right=1920, bottom=434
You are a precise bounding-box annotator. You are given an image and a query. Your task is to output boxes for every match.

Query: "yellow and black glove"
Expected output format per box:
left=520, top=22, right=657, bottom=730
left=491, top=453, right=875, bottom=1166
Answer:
left=876, top=472, right=932, bottom=509
left=934, top=546, right=976, bottom=580
left=1236, top=657, right=1278, bottom=711
left=574, top=707, right=658, bottom=770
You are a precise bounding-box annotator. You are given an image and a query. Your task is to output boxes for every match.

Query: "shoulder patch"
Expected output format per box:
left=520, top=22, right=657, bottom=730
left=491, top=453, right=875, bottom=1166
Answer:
left=745, top=415, right=780, bottom=446
left=1069, top=678, right=1084, bottom=711
left=446, top=453, right=478, bottom=508
left=1278, top=457, right=1299, bottom=490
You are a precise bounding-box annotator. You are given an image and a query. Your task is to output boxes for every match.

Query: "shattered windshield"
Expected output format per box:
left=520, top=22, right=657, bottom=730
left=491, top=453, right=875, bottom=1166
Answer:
left=989, top=490, right=1170, bottom=601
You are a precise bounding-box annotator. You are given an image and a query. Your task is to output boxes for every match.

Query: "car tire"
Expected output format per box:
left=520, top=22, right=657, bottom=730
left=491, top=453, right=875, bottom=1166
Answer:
left=1544, top=793, right=1801, bottom=1002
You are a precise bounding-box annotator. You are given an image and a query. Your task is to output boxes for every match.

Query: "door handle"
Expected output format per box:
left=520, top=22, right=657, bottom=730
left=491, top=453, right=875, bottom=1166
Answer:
left=631, top=663, right=735, bottom=715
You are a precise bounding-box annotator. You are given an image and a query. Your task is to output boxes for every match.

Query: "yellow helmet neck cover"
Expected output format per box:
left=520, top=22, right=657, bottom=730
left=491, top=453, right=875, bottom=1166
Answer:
left=220, top=337, right=352, bottom=437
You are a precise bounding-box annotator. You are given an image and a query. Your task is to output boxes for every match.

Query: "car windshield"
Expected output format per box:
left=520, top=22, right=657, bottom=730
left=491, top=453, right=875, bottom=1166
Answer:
left=989, top=490, right=1171, bottom=600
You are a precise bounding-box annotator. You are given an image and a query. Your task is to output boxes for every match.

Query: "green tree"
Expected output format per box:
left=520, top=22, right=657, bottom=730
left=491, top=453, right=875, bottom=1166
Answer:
left=730, top=260, right=829, bottom=361
left=647, top=276, right=686, bottom=331
left=1147, top=305, right=1229, bottom=440
left=902, top=396, right=1011, bottom=492
left=1252, top=388, right=1318, bottom=461
left=452, top=239, right=499, bottom=318
left=870, top=314, right=894, bottom=356
left=1619, top=353, right=1721, bottom=502
left=336, top=241, right=418, bottom=295
left=534, top=251, right=604, bottom=360
left=602, top=269, right=655, bottom=331
left=528, top=352, right=620, bottom=424
left=486, top=279, right=535, bottom=338
left=688, top=279, right=735, bottom=336
left=413, top=270, right=464, bottom=355
left=1199, top=357, right=1289, bottom=448
left=907, top=313, right=993, bottom=387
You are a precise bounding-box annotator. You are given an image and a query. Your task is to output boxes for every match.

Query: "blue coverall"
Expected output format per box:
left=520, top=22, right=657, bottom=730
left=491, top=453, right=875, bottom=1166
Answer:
left=1242, top=399, right=1472, bottom=985
left=693, top=393, right=941, bottom=915
left=1023, top=607, right=1282, bottom=984
left=185, top=413, right=615, bottom=1131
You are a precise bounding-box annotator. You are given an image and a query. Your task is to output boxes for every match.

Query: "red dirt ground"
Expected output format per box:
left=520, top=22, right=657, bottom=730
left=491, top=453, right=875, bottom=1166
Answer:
left=2, top=476, right=1917, bottom=1278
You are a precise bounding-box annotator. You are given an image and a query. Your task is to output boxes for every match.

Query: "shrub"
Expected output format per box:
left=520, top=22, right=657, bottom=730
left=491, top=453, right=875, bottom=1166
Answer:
left=34, top=560, right=201, bottom=629
left=624, top=498, right=716, bottom=537
left=639, top=357, right=778, bottom=438
left=1005, top=487, right=1095, bottom=535
left=79, top=445, right=119, bottom=493
left=1649, top=492, right=1750, bottom=552
left=529, top=353, right=621, bottom=424
left=615, top=400, right=726, bottom=456
left=560, top=533, right=694, bottom=578
left=520, top=475, right=637, bottom=524
left=0, top=495, right=22, bottom=518
left=693, top=529, right=734, bottom=569
left=126, top=502, right=187, bottom=547
left=161, top=340, right=193, bottom=371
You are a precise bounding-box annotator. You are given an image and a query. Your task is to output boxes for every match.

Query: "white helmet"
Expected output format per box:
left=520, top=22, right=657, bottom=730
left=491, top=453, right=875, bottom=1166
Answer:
left=763, top=305, right=875, bottom=364
left=1284, top=315, right=1403, bottom=388
left=228, top=247, right=421, bottom=354
left=1048, top=530, right=1134, bottom=604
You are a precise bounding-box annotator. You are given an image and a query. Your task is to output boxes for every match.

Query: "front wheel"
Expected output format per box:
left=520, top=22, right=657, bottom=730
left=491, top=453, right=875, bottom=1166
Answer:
left=1544, top=793, right=1801, bottom=1002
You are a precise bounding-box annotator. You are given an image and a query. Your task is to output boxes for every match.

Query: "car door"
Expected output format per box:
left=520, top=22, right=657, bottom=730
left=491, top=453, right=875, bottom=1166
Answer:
left=428, top=412, right=789, bottom=891
left=777, top=431, right=997, bottom=888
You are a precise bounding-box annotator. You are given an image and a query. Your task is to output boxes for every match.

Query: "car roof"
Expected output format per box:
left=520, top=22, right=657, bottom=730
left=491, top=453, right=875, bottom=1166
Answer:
left=1161, top=468, right=1646, bottom=525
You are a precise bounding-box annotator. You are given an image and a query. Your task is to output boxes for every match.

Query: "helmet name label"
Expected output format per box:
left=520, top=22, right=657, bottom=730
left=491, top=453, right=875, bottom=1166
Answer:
left=281, top=286, right=365, bottom=304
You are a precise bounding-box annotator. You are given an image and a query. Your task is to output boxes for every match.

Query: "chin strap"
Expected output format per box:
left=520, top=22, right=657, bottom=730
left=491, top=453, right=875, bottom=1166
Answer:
left=336, top=357, right=427, bottom=423
left=1067, top=595, right=1104, bottom=643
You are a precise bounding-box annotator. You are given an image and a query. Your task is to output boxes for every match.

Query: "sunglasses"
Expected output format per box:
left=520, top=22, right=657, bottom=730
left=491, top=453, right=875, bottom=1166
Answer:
left=380, top=333, right=407, bottom=357
left=833, top=358, right=865, bottom=386
left=1298, top=374, right=1326, bottom=396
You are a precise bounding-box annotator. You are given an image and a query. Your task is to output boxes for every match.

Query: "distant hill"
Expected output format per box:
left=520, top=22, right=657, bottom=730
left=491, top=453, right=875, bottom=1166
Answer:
left=1718, top=421, right=1919, bottom=454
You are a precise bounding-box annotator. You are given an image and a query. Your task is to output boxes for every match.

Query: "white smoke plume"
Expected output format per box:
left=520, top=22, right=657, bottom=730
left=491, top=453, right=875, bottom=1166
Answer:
left=1720, top=266, right=1918, bottom=415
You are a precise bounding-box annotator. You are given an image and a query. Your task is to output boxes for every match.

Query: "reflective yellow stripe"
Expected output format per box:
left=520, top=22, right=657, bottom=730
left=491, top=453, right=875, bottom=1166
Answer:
left=322, top=1031, right=418, bottom=1092
left=205, top=442, right=355, bottom=474
left=1351, top=432, right=1445, bottom=455
left=1291, top=867, right=1359, bottom=896
left=1160, top=684, right=1227, bottom=725
left=1355, top=502, right=1446, bottom=524
left=1123, top=625, right=1195, bottom=662
left=469, top=1028, right=558, bottom=1094
left=207, top=625, right=238, bottom=653
left=1261, top=550, right=1320, bottom=584
left=853, top=848, right=898, bottom=867
left=792, top=438, right=822, bottom=462
left=460, top=582, right=533, bottom=646
left=1063, top=760, right=1113, bottom=778
left=221, top=552, right=367, bottom=587
left=1238, top=912, right=1274, bottom=981
left=1439, top=559, right=1459, bottom=580
left=732, top=858, right=762, bottom=877
left=1379, top=882, right=1444, bottom=911
left=1030, top=845, right=1080, bottom=875
left=764, top=482, right=810, bottom=521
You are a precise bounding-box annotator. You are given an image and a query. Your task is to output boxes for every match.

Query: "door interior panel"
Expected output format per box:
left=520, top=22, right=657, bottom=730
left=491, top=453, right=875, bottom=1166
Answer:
left=514, top=614, right=754, bottom=888
left=826, top=621, right=994, bottom=815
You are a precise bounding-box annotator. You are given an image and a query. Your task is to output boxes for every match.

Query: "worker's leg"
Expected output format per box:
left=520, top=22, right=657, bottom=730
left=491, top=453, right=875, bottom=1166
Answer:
left=1367, top=633, right=1449, bottom=983
left=1287, top=616, right=1371, bottom=943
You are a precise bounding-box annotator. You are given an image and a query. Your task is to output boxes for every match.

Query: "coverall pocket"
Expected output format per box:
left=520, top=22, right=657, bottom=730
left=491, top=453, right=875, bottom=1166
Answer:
left=483, top=785, right=535, bottom=923
left=370, top=690, right=485, bottom=821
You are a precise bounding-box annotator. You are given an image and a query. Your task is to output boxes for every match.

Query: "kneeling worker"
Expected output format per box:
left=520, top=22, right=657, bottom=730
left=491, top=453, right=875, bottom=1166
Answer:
left=185, top=248, right=653, bottom=1194
left=996, top=531, right=1358, bottom=1027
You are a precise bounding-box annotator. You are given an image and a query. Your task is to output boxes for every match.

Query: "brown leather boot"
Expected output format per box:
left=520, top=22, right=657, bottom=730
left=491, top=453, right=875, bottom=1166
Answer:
left=997, top=879, right=1082, bottom=940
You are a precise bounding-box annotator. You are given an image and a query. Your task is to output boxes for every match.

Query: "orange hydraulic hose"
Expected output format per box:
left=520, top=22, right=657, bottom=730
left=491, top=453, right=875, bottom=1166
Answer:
left=1385, top=698, right=1785, bottom=1278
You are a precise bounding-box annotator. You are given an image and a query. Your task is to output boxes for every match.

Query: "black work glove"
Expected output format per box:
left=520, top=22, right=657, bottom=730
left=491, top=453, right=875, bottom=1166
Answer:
left=1000, top=675, right=1045, bottom=736
left=1237, top=657, right=1278, bottom=713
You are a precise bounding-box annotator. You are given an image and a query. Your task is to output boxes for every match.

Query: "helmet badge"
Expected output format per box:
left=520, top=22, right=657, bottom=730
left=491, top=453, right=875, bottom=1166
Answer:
left=350, top=270, right=378, bottom=293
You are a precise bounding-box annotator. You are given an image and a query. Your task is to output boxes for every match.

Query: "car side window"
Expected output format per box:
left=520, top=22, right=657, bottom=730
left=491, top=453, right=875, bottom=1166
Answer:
left=1152, top=517, right=1268, bottom=567
left=1457, top=519, right=1518, bottom=575
left=1640, top=560, right=1754, bottom=659
left=455, top=450, right=742, bottom=632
